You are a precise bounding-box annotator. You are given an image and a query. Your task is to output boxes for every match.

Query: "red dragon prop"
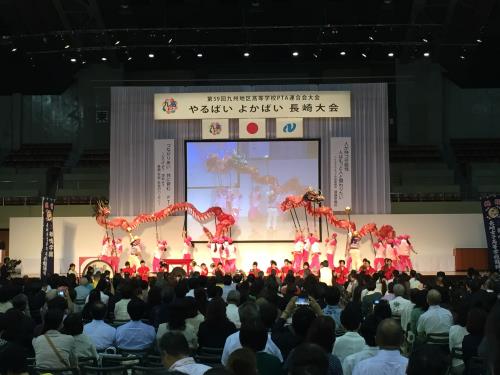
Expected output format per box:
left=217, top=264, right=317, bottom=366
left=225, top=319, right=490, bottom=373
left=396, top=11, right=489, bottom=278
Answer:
left=94, top=201, right=235, bottom=241
left=280, top=188, right=395, bottom=240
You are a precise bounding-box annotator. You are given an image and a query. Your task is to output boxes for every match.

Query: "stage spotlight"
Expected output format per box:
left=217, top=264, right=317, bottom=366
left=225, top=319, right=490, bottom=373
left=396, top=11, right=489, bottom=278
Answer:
left=387, top=52, right=394, bottom=57
left=243, top=51, right=250, bottom=57
left=148, top=53, right=155, bottom=58
left=423, top=52, right=430, bottom=57
left=340, top=51, right=346, bottom=56
left=101, top=57, right=107, bottom=61
left=70, top=58, right=77, bottom=63
left=196, top=52, right=203, bottom=58
left=64, top=44, right=70, bottom=49
left=361, top=53, right=367, bottom=58
left=115, top=40, right=120, bottom=45
left=292, top=51, right=299, bottom=57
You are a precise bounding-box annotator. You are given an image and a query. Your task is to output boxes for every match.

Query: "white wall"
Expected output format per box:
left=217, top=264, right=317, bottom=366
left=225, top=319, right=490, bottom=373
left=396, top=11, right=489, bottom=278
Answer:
left=10, top=213, right=487, bottom=276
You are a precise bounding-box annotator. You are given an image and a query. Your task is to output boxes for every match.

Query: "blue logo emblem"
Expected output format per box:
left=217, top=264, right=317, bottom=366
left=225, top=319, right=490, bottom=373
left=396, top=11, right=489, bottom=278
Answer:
left=283, top=122, right=297, bottom=133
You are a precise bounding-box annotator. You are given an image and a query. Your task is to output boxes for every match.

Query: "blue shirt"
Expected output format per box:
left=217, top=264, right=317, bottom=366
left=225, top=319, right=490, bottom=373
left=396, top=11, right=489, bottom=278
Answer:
left=115, top=321, right=156, bottom=350
left=75, top=285, right=91, bottom=301
left=323, top=305, right=343, bottom=328
left=83, top=320, right=116, bottom=351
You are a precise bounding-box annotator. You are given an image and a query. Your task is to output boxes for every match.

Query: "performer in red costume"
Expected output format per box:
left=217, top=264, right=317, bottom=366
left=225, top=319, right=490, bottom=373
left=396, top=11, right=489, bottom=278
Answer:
left=137, top=260, right=150, bottom=282
left=200, top=263, right=209, bottom=276
left=334, top=260, right=349, bottom=286
left=385, top=239, right=399, bottom=271
left=325, top=233, right=338, bottom=270
left=308, top=233, right=321, bottom=274
left=298, top=262, right=310, bottom=277
left=382, top=258, right=396, bottom=280
left=358, top=258, right=376, bottom=276
left=224, top=238, right=237, bottom=274
left=249, top=261, right=261, bottom=277
left=266, top=260, right=281, bottom=277
left=396, top=234, right=417, bottom=272
left=281, top=259, right=293, bottom=280
left=121, top=261, right=135, bottom=277
left=210, top=238, right=220, bottom=265
left=373, top=238, right=386, bottom=271
left=153, top=240, right=167, bottom=272
left=292, top=231, right=305, bottom=272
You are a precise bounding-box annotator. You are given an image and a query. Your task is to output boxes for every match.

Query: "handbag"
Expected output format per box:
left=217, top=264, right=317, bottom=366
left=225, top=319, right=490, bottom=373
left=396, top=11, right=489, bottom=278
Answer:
left=44, top=334, right=70, bottom=368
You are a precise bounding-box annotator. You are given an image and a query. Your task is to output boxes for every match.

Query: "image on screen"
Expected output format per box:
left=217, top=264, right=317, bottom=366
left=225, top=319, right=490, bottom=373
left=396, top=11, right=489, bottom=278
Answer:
left=185, top=140, right=320, bottom=242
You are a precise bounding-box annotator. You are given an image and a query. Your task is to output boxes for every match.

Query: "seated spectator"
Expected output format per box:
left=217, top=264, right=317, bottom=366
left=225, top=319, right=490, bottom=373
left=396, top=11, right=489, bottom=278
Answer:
left=0, top=286, right=13, bottom=313
left=409, top=270, right=423, bottom=290
left=361, top=279, right=382, bottom=317
left=159, top=332, right=211, bottom=375
left=83, top=302, right=116, bottom=351
left=409, top=289, right=427, bottom=335
left=343, top=314, right=379, bottom=375
left=85, top=279, right=109, bottom=304
left=448, top=302, right=468, bottom=373
left=2, top=302, right=35, bottom=353
left=417, top=289, right=453, bottom=338
left=352, top=318, right=407, bottom=375
left=198, top=297, right=237, bottom=348
left=74, top=277, right=91, bottom=306
left=0, top=342, right=29, bottom=375
left=305, top=316, right=342, bottom=375
left=157, top=299, right=198, bottom=350
left=332, top=302, right=365, bottom=362
left=381, top=282, right=395, bottom=301
left=407, top=344, right=450, bottom=375
left=287, top=343, right=329, bottom=375
left=222, top=301, right=283, bottom=366
left=389, top=284, right=413, bottom=329
left=115, top=299, right=155, bottom=350
left=185, top=296, right=205, bottom=334
left=32, top=309, right=77, bottom=369
left=226, top=290, right=241, bottom=328
left=113, top=282, right=134, bottom=321
left=462, top=307, right=487, bottom=374
left=81, top=289, right=102, bottom=322
left=240, top=320, right=283, bottom=374
left=222, top=274, right=235, bottom=301
left=227, top=347, right=258, bottom=375
left=323, top=286, right=344, bottom=333
left=61, top=313, right=98, bottom=359
left=272, top=298, right=316, bottom=360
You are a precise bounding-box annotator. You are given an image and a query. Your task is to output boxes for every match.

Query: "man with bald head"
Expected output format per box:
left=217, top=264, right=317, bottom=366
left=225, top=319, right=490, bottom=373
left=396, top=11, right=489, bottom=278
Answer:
left=416, top=289, right=453, bottom=337
left=389, top=283, right=413, bottom=330
left=352, top=318, right=408, bottom=375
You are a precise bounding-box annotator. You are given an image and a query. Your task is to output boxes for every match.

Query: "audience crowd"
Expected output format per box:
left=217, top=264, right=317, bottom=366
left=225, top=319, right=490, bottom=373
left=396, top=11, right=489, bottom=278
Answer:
left=0, top=261, right=499, bottom=375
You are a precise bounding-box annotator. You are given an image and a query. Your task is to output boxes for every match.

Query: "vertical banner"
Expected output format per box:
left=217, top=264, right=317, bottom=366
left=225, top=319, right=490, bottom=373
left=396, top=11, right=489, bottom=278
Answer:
left=480, top=195, right=500, bottom=272
left=154, top=139, right=175, bottom=211
left=202, top=119, right=229, bottom=139
left=330, top=137, right=352, bottom=211
left=41, top=197, right=55, bottom=277
left=276, top=118, right=304, bottom=138
left=239, top=118, right=266, bottom=139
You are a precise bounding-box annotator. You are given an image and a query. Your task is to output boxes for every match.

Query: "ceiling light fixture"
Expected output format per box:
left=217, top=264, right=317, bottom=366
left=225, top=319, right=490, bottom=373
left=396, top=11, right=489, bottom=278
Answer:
left=292, top=51, right=299, bottom=57
left=476, top=38, right=482, bottom=43
left=128, top=56, right=132, bottom=61
left=340, top=51, right=346, bottom=56
left=64, top=44, right=70, bottom=49
left=148, top=53, right=155, bottom=58
left=70, top=58, right=77, bottom=62
left=361, top=53, right=367, bottom=58
left=388, top=52, right=394, bottom=57
left=11, top=47, right=17, bottom=52
left=460, top=55, right=465, bottom=60
left=243, top=51, right=250, bottom=57
left=101, top=57, right=107, bottom=61
left=197, top=52, right=203, bottom=58
left=422, top=38, right=428, bottom=43
left=115, top=40, right=120, bottom=45
left=423, top=52, right=430, bottom=57
left=368, top=35, right=374, bottom=41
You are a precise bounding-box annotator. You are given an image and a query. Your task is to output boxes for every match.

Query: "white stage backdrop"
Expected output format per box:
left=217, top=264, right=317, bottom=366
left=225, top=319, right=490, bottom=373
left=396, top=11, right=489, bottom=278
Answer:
left=331, top=137, right=352, bottom=210
left=10, top=214, right=486, bottom=276
left=110, top=84, right=390, bottom=217
left=154, top=139, right=175, bottom=211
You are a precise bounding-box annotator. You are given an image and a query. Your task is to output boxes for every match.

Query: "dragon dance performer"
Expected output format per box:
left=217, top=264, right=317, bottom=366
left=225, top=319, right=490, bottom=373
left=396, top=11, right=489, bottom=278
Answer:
left=153, top=240, right=167, bottom=273
left=293, top=231, right=305, bottom=272
left=100, top=236, right=112, bottom=266
left=182, top=234, right=194, bottom=260
left=385, top=238, right=399, bottom=271
left=308, top=233, right=321, bottom=274
left=346, top=231, right=362, bottom=271
left=396, top=234, right=417, bottom=272
left=210, top=238, right=220, bottom=265
left=325, top=233, right=338, bottom=270
left=373, top=238, right=386, bottom=271
left=224, top=238, right=237, bottom=274
left=110, top=238, right=122, bottom=273
left=128, top=236, right=143, bottom=271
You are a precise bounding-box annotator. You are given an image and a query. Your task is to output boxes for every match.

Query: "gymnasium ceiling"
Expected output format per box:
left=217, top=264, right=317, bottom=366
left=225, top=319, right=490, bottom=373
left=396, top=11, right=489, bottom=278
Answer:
left=1, top=0, right=499, bottom=93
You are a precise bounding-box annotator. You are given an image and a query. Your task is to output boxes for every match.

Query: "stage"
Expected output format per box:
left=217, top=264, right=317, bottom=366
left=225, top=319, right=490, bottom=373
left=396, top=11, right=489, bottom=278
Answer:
left=10, top=213, right=487, bottom=276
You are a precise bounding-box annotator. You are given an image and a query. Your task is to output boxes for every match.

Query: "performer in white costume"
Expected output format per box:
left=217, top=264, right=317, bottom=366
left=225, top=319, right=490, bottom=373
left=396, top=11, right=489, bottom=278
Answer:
left=153, top=240, right=167, bottom=272
left=325, top=233, right=338, bottom=270
left=346, top=231, right=362, bottom=271
left=128, top=236, right=143, bottom=271
left=373, top=238, right=386, bottom=271
left=396, top=234, right=417, bottom=271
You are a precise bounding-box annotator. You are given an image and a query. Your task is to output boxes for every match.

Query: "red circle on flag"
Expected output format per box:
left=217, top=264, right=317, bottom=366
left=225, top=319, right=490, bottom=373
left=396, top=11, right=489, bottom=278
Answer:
left=247, top=122, right=259, bottom=134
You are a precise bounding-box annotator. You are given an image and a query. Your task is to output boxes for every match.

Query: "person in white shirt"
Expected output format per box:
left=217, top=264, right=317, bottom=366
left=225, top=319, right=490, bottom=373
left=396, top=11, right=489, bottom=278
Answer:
left=332, top=302, right=366, bottom=362
left=32, top=309, right=77, bottom=369
left=409, top=270, right=424, bottom=290
left=319, top=260, right=333, bottom=286
left=352, top=318, right=408, bottom=375
left=159, top=332, right=211, bottom=375
left=342, top=314, right=379, bottom=375
left=61, top=313, right=98, bottom=359
left=114, top=284, right=134, bottom=321
left=226, top=290, right=241, bottom=328
left=389, top=284, right=414, bottom=330
left=449, top=305, right=468, bottom=373
left=157, top=300, right=198, bottom=350
left=83, top=302, right=116, bottom=351
left=417, top=289, right=453, bottom=338
left=221, top=301, right=283, bottom=366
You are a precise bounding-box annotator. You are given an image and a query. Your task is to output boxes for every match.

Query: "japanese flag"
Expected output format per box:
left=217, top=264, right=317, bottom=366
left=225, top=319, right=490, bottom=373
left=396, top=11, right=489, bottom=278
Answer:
left=239, top=119, right=266, bottom=139
left=276, top=118, right=304, bottom=138
left=202, top=119, right=229, bottom=139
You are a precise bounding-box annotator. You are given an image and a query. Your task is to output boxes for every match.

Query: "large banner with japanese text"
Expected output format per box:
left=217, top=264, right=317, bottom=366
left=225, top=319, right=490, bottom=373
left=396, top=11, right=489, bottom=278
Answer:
left=41, top=197, right=55, bottom=277
left=481, top=195, right=500, bottom=272
left=154, top=139, right=175, bottom=211
left=330, top=137, right=352, bottom=211
left=154, top=91, right=351, bottom=120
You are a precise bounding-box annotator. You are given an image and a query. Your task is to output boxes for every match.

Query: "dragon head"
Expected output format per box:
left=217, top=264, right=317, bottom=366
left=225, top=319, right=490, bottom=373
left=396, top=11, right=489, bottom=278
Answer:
left=93, top=200, right=111, bottom=218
